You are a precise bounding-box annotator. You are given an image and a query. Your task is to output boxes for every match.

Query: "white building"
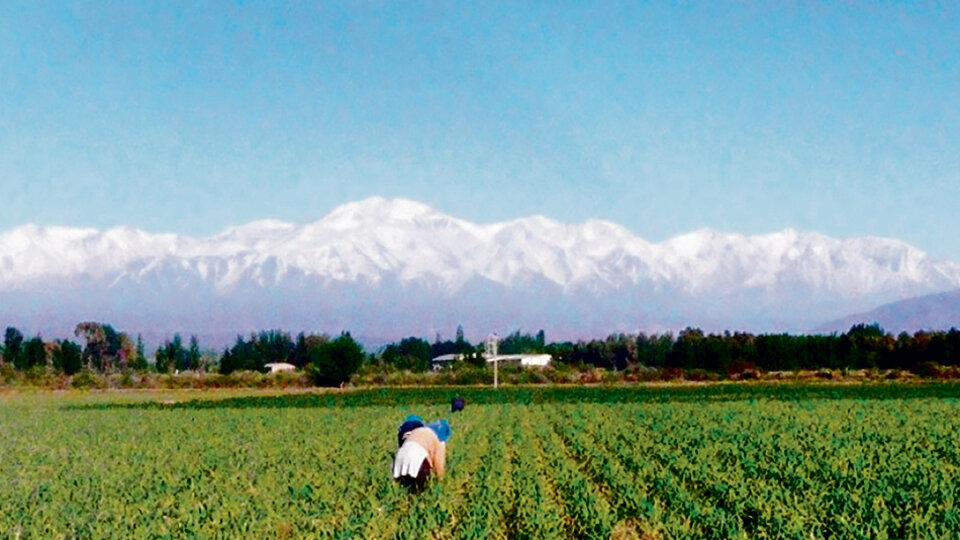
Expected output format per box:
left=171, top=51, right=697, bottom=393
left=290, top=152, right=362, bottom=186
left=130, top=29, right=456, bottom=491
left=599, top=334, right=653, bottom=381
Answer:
left=485, top=354, right=552, bottom=367
left=264, top=362, right=297, bottom=374
left=430, top=352, right=553, bottom=370
left=430, top=354, right=464, bottom=370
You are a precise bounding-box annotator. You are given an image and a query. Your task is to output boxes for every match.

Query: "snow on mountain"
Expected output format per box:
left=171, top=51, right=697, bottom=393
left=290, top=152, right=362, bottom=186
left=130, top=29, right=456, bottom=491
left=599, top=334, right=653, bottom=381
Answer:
left=2, top=196, right=960, bottom=344
left=0, top=224, right=185, bottom=284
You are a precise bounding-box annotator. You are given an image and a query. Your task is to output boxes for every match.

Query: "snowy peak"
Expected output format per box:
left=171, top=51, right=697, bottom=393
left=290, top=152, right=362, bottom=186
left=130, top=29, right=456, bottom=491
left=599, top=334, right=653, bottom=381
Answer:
left=2, top=199, right=958, bottom=294
left=216, top=219, right=296, bottom=241
left=0, top=223, right=182, bottom=283
left=2, top=198, right=960, bottom=338
left=319, top=197, right=446, bottom=230
left=644, top=227, right=958, bottom=297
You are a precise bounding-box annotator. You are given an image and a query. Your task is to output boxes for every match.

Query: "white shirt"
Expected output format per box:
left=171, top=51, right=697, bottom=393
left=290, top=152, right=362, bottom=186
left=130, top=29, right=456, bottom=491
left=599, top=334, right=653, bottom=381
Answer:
left=393, top=440, right=429, bottom=478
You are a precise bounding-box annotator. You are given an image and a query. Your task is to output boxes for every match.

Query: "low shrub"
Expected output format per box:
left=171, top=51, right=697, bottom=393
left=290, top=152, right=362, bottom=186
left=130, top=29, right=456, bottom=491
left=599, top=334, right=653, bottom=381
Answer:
left=541, top=364, right=578, bottom=383
left=661, top=367, right=684, bottom=381
left=686, top=369, right=722, bottom=382
left=446, top=366, right=493, bottom=385
left=0, top=364, right=16, bottom=384
left=622, top=365, right=662, bottom=383
left=70, top=369, right=106, bottom=389
left=915, top=361, right=942, bottom=378
left=815, top=369, right=834, bottom=380
left=506, top=368, right=551, bottom=385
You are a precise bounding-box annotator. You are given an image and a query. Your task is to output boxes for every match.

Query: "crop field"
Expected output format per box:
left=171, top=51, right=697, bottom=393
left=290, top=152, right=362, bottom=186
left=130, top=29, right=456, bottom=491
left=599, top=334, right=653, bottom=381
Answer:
left=2, top=384, right=960, bottom=539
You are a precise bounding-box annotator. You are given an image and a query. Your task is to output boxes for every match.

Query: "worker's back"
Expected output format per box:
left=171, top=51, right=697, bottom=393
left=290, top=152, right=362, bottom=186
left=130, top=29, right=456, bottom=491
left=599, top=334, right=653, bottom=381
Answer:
left=401, top=426, right=446, bottom=478
left=393, top=418, right=451, bottom=492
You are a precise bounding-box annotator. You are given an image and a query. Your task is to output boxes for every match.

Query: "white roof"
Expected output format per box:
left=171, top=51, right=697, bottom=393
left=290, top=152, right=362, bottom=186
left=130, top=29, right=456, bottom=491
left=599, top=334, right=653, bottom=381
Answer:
left=264, top=362, right=296, bottom=373
left=485, top=354, right=551, bottom=366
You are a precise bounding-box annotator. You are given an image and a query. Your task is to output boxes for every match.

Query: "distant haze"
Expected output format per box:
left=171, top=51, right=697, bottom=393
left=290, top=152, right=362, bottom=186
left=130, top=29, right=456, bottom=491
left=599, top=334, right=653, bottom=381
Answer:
left=820, top=289, right=960, bottom=335
left=2, top=198, right=958, bottom=349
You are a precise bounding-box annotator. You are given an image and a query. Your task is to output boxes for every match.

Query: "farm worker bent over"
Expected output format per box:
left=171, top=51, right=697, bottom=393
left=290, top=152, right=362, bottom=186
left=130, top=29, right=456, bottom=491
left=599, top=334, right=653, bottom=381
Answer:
left=393, top=415, right=450, bottom=491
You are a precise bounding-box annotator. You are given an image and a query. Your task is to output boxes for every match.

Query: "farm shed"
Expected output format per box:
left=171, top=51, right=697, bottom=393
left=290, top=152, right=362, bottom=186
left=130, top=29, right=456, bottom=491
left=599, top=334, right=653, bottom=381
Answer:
left=430, top=354, right=464, bottom=370
left=264, top=362, right=296, bottom=374
left=485, top=354, right=552, bottom=367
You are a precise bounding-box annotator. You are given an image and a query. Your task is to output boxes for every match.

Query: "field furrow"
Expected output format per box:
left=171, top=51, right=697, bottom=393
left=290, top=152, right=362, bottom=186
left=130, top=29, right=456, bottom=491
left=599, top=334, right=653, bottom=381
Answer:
left=2, top=384, right=960, bottom=538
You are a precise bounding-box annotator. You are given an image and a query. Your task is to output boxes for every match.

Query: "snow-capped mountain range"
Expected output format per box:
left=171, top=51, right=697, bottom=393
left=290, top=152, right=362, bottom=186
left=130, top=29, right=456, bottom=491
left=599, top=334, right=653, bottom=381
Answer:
left=2, top=197, right=959, bottom=346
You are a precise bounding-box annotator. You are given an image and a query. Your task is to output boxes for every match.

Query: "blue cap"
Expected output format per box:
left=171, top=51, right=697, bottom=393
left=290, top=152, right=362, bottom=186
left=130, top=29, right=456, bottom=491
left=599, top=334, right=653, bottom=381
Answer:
left=427, top=420, right=451, bottom=442
left=404, top=414, right=423, bottom=425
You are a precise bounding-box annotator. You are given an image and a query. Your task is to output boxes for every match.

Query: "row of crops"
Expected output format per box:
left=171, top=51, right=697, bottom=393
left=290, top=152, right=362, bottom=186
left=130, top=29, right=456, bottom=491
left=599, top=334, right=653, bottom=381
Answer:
left=2, top=383, right=959, bottom=538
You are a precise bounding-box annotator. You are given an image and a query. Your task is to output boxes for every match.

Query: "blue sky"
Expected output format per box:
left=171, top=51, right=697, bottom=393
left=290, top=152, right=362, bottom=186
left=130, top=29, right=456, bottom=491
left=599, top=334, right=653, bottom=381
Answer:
left=2, top=2, right=958, bottom=258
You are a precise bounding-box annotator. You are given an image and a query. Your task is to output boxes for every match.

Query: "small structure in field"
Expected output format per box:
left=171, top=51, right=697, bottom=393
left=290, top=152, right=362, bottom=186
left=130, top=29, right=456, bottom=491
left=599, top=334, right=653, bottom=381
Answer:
left=485, top=354, right=552, bottom=367
left=430, top=354, right=464, bottom=370
left=264, top=362, right=297, bottom=374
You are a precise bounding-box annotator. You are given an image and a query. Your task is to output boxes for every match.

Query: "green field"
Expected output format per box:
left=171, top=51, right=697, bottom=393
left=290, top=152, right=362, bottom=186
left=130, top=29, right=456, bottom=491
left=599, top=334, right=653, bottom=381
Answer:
left=2, top=384, right=960, bottom=539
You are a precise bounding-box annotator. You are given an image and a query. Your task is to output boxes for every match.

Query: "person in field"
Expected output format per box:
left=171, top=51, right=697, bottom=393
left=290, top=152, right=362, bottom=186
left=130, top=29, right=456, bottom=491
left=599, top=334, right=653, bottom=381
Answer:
left=393, top=415, right=450, bottom=492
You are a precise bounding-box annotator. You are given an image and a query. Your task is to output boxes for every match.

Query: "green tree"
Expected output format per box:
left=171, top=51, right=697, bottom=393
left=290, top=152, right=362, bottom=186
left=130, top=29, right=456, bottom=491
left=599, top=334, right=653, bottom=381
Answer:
left=219, top=347, right=235, bottom=375
left=702, top=333, right=733, bottom=372
left=756, top=334, right=793, bottom=372
left=382, top=337, right=432, bottom=371
left=53, top=340, right=83, bottom=375
left=219, top=331, right=296, bottom=374
left=308, top=332, right=364, bottom=386
left=22, top=336, right=47, bottom=370
left=185, top=335, right=201, bottom=371
left=131, top=334, right=148, bottom=371
left=452, top=325, right=475, bottom=356
left=155, top=334, right=185, bottom=374
left=604, top=333, right=637, bottom=371
left=841, top=323, right=891, bottom=369
left=117, top=332, right=137, bottom=370
left=544, top=341, right=574, bottom=365
left=253, top=330, right=294, bottom=365
left=74, top=322, right=122, bottom=372
left=571, top=340, right=607, bottom=368
left=430, top=338, right=457, bottom=360
left=291, top=333, right=329, bottom=368
left=3, top=327, right=24, bottom=368
left=671, top=327, right=705, bottom=370
left=499, top=330, right=545, bottom=354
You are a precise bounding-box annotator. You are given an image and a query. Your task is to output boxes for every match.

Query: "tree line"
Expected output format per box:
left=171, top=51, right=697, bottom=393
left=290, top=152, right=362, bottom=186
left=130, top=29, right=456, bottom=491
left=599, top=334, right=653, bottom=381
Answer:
left=543, top=323, right=960, bottom=375
left=3, top=322, right=960, bottom=385
left=369, top=324, right=960, bottom=376
left=0, top=322, right=366, bottom=387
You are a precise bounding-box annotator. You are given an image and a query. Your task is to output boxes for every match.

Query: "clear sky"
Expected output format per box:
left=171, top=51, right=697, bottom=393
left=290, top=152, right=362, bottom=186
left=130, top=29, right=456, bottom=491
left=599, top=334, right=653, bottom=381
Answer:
left=2, top=2, right=958, bottom=259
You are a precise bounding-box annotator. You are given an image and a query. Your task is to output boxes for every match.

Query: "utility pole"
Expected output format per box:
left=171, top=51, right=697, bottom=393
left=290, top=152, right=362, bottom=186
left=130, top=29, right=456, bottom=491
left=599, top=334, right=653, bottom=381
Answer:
left=486, top=333, right=499, bottom=389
